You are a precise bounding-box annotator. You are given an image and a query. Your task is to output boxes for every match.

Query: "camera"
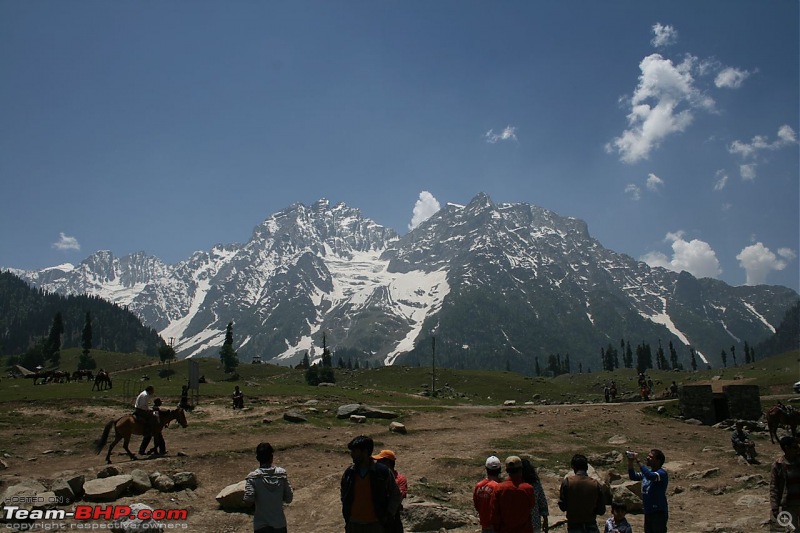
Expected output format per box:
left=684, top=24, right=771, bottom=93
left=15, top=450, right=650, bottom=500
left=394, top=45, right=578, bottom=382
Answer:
left=625, top=450, right=636, bottom=459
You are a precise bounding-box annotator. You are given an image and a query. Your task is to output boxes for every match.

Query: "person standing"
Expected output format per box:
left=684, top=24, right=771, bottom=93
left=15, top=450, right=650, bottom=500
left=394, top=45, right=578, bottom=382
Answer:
left=558, top=454, right=605, bottom=533
left=141, top=397, right=167, bottom=456
left=372, top=449, right=407, bottom=533
left=491, top=456, right=536, bottom=533
left=521, top=457, right=549, bottom=533
left=340, top=435, right=403, bottom=533
left=474, top=455, right=503, bottom=533
left=771, top=436, right=800, bottom=530
left=628, top=449, right=668, bottom=533
left=233, top=385, right=245, bottom=409
left=134, top=385, right=157, bottom=456
left=243, top=442, right=294, bottom=533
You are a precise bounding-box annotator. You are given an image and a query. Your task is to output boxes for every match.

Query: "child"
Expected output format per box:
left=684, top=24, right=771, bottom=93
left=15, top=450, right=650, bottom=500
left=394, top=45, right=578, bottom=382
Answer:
left=604, top=501, right=632, bottom=533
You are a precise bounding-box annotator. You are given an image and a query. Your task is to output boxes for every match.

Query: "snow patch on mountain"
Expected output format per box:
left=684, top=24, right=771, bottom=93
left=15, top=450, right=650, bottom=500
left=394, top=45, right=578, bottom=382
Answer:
left=743, top=302, right=776, bottom=333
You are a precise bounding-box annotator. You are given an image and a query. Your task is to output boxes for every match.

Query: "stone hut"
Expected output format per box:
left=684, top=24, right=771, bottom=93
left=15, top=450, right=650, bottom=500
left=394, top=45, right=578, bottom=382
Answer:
left=679, top=384, right=761, bottom=424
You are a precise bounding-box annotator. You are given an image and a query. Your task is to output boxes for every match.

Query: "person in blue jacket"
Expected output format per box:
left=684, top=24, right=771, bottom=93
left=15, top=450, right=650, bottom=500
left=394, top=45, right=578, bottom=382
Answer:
left=627, top=449, right=668, bottom=533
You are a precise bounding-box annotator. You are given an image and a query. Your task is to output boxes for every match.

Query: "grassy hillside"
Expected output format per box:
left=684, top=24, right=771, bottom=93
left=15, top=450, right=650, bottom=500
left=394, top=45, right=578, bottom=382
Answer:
left=2, top=348, right=797, bottom=406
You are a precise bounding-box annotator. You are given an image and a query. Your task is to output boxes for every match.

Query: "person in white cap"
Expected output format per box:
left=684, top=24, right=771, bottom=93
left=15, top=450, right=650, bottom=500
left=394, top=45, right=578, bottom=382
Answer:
left=474, top=455, right=503, bottom=533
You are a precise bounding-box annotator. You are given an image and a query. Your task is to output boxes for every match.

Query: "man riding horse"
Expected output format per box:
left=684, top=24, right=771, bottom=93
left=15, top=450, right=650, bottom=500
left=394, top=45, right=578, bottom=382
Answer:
left=133, top=385, right=159, bottom=455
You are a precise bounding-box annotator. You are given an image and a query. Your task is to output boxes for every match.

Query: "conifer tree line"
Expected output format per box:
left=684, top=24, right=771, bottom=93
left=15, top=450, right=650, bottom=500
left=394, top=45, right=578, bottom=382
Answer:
left=0, top=271, right=162, bottom=365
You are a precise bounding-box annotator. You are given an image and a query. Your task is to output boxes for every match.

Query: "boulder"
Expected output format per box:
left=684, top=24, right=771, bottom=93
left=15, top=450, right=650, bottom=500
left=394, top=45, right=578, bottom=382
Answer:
left=337, top=404, right=398, bottom=419
left=152, top=474, right=175, bottom=493
left=610, top=484, right=643, bottom=514
left=83, top=475, right=133, bottom=502
left=172, top=472, right=198, bottom=490
left=1, top=479, right=49, bottom=511
left=389, top=422, right=407, bottom=434
left=402, top=500, right=477, bottom=532
left=49, top=478, right=76, bottom=504
left=588, top=451, right=623, bottom=466
left=350, top=415, right=367, bottom=424
left=283, top=412, right=307, bottom=423
left=503, top=400, right=516, bottom=406
left=129, top=469, right=152, bottom=494
left=216, top=480, right=252, bottom=511
left=116, top=503, right=164, bottom=531
left=97, top=466, right=122, bottom=479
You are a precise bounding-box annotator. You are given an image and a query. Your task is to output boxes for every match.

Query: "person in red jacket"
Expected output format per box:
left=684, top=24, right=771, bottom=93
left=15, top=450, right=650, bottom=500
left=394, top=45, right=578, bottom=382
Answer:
left=492, top=456, right=536, bottom=533
left=474, top=455, right=503, bottom=532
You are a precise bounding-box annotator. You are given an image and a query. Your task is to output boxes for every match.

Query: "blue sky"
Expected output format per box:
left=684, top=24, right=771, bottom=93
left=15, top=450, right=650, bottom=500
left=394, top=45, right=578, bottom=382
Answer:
left=1, top=1, right=798, bottom=291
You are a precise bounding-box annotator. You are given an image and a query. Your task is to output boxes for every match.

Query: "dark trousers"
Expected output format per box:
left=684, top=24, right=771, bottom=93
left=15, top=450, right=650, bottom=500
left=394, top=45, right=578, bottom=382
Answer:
left=255, top=526, right=287, bottom=533
left=644, top=511, right=668, bottom=533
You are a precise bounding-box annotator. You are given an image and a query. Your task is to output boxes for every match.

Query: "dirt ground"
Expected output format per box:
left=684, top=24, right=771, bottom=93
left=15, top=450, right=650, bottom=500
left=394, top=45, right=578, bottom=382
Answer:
left=0, top=395, right=786, bottom=533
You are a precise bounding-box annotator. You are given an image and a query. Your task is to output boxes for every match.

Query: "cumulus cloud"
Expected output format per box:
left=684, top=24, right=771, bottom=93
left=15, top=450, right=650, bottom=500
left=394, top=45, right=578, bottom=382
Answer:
left=484, top=126, right=518, bottom=144
left=729, top=125, right=798, bottom=159
left=52, top=232, right=81, bottom=251
left=646, top=173, right=665, bottom=191
left=624, top=183, right=641, bottom=201
left=606, top=54, right=714, bottom=163
left=651, top=23, right=678, bottom=48
left=641, top=231, right=722, bottom=279
left=736, top=242, right=796, bottom=285
left=713, top=169, right=729, bottom=191
left=739, top=164, right=757, bottom=181
left=714, top=67, right=753, bottom=89
left=408, top=191, right=441, bottom=230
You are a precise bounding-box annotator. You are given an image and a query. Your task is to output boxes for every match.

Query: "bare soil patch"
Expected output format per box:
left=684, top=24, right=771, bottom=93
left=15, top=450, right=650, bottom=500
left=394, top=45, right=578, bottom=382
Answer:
left=0, top=397, right=779, bottom=532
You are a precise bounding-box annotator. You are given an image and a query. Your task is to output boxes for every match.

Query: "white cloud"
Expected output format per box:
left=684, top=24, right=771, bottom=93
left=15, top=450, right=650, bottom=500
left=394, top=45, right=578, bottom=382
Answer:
left=740, top=163, right=757, bottom=181
left=52, top=232, right=81, bottom=251
left=651, top=23, right=678, bottom=48
left=641, top=231, right=722, bottom=279
left=729, top=125, right=798, bottom=159
left=736, top=242, right=796, bottom=285
left=606, top=54, right=714, bottom=163
left=646, top=173, right=664, bottom=191
left=714, top=67, right=752, bottom=89
left=713, top=169, right=728, bottom=191
left=484, top=125, right=518, bottom=144
left=624, top=183, right=641, bottom=201
left=408, top=191, right=441, bottom=230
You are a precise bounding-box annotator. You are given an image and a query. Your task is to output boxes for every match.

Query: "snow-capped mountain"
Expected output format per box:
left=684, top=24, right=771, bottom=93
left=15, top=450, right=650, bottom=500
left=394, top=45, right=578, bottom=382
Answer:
left=8, top=194, right=798, bottom=372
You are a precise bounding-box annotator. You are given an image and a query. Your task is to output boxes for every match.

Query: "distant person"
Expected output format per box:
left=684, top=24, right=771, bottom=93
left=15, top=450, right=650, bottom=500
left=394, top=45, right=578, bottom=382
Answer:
left=604, top=502, right=632, bottom=533
left=604, top=385, right=611, bottom=403
left=179, top=384, right=191, bottom=409
left=558, top=454, right=605, bottom=533
left=628, top=449, right=668, bottom=533
left=669, top=381, right=678, bottom=398
left=243, top=442, right=294, bottom=533
left=340, top=435, right=402, bottom=533
left=491, top=456, right=536, bottom=533
left=372, top=449, right=407, bottom=533
left=474, top=455, right=503, bottom=533
left=133, top=385, right=158, bottom=456
left=731, top=421, right=757, bottom=463
left=521, top=457, right=549, bottom=533
left=142, top=398, right=167, bottom=456
left=233, top=385, right=245, bottom=409
left=771, top=436, right=800, bottom=530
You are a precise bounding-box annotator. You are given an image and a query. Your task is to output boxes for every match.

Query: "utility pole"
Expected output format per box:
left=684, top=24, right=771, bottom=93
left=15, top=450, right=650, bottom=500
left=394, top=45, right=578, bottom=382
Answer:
left=431, top=336, right=436, bottom=397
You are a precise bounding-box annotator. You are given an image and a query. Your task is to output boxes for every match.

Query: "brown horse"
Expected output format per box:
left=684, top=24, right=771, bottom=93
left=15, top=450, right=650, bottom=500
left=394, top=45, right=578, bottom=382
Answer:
left=766, top=405, right=800, bottom=443
left=92, top=371, right=112, bottom=391
left=94, top=408, right=188, bottom=464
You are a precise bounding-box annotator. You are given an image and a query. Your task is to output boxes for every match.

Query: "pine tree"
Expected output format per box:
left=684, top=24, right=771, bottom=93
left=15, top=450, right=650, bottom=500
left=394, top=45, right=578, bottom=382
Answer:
left=321, top=332, right=333, bottom=368
left=668, top=341, right=678, bottom=370
left=721, top=349, right=727, bottom=367
left=744, top=341, right=751, bottom=364
left=219, top=321, right=239, bottom=373
left=624, top=341, right=633, bottom=369
left=159, top=341, right=176, bottom=364
left=301, top=352, right=310, bottom=369
left=730, top=345, right=737, bottom=366
left=690, top=347, right=697, bottom=371
left=534, top=357, right=541, bottom=376
left=81, top=312, right=92, bottom=358
left=45, top=312, right=64, bottom=365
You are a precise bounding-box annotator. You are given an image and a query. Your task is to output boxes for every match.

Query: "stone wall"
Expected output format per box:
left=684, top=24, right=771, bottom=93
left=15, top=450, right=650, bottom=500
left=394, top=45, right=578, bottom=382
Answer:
left=680, top=385, right=716, bottom=425
left=723, top=384, right=762, bottom=421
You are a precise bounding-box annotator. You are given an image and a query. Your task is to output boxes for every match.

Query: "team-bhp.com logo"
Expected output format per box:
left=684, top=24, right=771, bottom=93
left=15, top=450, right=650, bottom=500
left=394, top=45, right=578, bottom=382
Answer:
left=2, top=505, right=188, bottom=529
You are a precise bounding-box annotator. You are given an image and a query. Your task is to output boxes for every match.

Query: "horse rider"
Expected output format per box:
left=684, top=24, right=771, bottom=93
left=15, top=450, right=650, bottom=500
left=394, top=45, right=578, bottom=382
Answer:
left=134, top=385, right=158, bottom=456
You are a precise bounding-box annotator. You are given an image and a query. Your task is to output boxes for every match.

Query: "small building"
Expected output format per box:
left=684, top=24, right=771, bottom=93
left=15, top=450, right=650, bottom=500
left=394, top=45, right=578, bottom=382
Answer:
left=679, top=384, right=761, bottom=424
left=251, top=355, right=262, bottom=364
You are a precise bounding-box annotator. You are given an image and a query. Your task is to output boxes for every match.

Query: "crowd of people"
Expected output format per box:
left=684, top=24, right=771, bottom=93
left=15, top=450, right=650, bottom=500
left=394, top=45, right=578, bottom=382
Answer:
left=124, top=382, right=800, bottom=533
